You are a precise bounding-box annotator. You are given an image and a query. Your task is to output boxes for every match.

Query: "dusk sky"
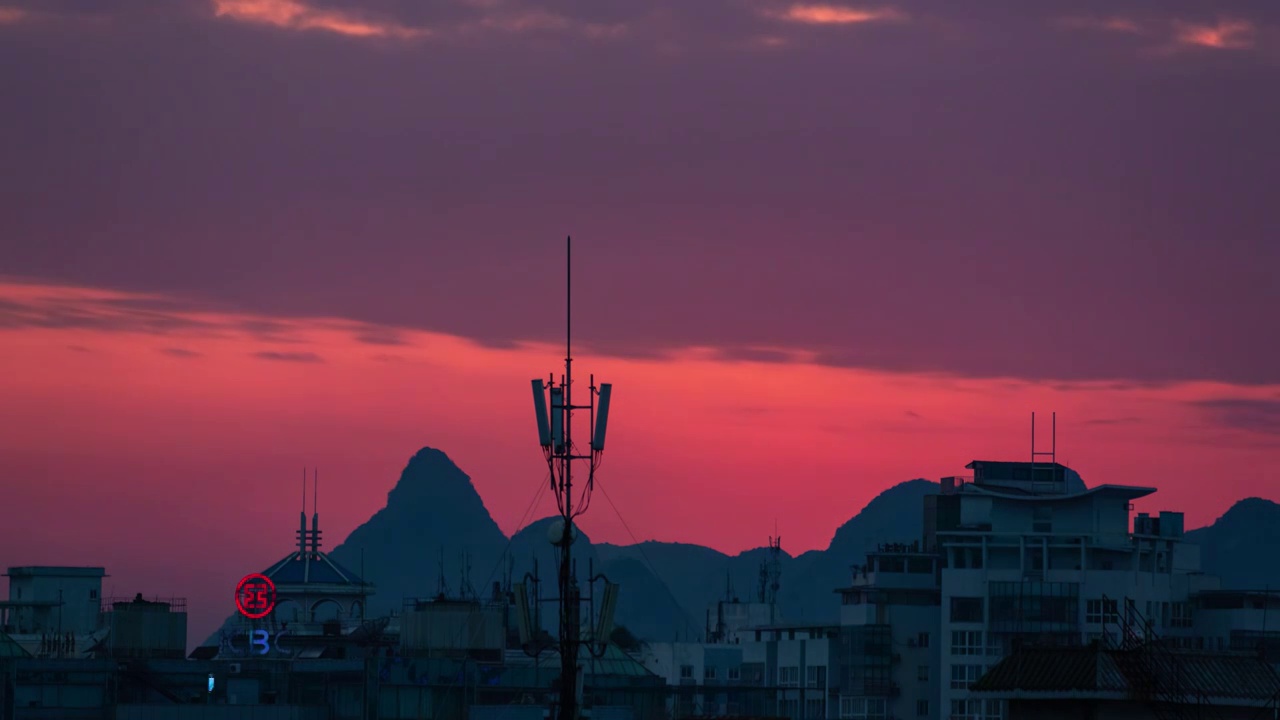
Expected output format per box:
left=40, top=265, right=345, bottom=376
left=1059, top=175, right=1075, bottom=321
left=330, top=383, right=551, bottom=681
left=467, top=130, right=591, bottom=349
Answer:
left=1, top=0, right=1278, bottom=643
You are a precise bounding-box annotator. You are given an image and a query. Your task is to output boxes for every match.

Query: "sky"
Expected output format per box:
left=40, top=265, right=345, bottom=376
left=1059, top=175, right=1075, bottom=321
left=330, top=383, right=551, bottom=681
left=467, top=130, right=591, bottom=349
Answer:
left=1, top=0, right=1279, bottom=642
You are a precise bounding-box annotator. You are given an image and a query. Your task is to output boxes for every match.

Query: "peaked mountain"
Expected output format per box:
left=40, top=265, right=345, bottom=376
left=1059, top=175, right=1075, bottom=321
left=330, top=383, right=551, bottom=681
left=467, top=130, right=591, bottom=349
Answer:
left=1186, top=497, right=1280, bottom=589
left=779, top=479, right=939, bottom=621
left=329, top=447, right=509, bottom=611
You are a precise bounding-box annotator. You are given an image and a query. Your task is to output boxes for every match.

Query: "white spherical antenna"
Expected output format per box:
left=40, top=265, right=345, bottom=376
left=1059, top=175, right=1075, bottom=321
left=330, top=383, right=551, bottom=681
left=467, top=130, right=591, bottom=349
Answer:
left=548, top=518, right=577, bottom=546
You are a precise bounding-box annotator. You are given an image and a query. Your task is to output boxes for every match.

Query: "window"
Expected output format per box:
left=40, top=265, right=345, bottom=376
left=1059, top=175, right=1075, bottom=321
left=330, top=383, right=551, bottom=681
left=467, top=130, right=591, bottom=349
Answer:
left=805, top=698, right=825, bottom=719
left=950, top=597, right=984, bottom=623
left=779, top=666, right=799, bottom=686
left=89, top=589, right=98, bottom=600
left=728, top=667, right=741, bottom=681
left=918, top=631, right=930, bottom=648
left=916, top=699, right=929, bottom=716
left=1086, top=598, right=1119, bottom=624
left=1033, top=505, right=1052, bottom=533
left=951, top=699, right=982, bottom=720
left=839, top=697, right=887, bottom=719
left=704, top=666, right=716, bottom=681
left=983, top=699, right=1005, bottom=719
left=1171, top=602, right=1192, bottom=628
left=950, top=663, right=982, bottom=690
left=679, top=665, right=693, bottom=679
left=951, top=630, right=983, bottom=656
left=917, top=665, right=929, bottom=682
left=806, top=665, right=827, bottom=688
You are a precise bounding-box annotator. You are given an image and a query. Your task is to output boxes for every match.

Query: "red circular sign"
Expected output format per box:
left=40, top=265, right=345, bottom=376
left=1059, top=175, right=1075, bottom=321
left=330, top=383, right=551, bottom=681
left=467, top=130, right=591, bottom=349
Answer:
left=235, top=574, right=277, bottom=619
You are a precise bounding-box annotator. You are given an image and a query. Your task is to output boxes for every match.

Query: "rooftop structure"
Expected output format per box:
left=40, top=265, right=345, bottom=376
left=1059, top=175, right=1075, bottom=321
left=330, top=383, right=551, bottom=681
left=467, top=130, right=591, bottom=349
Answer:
left=256, top=470, right=373, bottom=629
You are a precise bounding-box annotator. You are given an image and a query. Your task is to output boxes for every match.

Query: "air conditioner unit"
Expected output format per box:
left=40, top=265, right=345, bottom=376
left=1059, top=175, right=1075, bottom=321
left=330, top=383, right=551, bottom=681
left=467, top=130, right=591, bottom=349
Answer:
left=228, top=663, right=242, bottom=674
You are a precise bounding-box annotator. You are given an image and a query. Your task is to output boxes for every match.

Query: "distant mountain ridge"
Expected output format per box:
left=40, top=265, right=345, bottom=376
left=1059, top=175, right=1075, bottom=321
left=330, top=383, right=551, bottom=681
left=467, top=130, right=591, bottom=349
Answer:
left=205, top=447, right=1280, bottom=646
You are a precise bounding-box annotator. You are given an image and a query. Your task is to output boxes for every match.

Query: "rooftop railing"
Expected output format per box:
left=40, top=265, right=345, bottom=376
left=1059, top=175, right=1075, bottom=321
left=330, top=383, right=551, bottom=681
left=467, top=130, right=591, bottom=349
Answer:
left=101, top=596, right=187, bottom=613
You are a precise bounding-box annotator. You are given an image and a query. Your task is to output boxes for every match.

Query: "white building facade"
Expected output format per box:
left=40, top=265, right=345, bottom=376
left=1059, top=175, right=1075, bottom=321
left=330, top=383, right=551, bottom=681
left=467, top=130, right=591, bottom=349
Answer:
left=833, top=459, right=1226, bottom=720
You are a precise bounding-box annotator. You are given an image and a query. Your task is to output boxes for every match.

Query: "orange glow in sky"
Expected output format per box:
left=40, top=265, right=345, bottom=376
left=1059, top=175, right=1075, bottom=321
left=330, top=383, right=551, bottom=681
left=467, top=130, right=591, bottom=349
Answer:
left=0, top=279, right=1277, bottom=640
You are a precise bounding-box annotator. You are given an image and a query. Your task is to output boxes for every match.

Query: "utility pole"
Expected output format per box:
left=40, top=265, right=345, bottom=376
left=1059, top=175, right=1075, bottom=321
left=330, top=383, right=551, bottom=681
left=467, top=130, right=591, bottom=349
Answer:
left=530, top=236, right=615, bottom=720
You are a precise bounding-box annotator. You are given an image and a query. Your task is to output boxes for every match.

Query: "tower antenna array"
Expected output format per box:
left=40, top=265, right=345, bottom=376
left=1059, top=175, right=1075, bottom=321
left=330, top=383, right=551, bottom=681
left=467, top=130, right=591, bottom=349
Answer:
left=529, top=236, right=616, bottom=720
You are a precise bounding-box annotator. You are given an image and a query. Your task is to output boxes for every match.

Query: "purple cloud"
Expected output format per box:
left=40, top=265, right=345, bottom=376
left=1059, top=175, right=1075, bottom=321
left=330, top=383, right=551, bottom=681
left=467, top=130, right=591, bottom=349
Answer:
left=0, top=0, right=1277, bottom=384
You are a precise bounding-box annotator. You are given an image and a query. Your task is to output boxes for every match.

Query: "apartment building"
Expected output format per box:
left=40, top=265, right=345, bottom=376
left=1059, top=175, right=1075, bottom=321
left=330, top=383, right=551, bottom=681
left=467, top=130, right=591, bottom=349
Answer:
left=832, top=459, right=1222, bottom=720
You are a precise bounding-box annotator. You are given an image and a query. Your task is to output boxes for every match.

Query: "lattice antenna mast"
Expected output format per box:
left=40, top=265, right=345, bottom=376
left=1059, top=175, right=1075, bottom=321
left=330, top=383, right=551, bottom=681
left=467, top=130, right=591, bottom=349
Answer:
left=310, top=468, right=321, bottom=555
left=529, top=236, right=616, bottom=720
left=1031, top=412, right=1058, bottom=493
left=298, top=468, right=308, bottom=557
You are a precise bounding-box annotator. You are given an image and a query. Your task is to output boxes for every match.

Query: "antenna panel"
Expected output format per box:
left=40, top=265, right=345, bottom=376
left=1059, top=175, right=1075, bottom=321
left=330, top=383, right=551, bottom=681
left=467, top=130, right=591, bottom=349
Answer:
left=532, top=380, right=552, bottom=447
left=550, top=386, right=565, bottom=452
left=595, top=581, right=619, bottom=642
left=591, top=383, right=612, bottom=452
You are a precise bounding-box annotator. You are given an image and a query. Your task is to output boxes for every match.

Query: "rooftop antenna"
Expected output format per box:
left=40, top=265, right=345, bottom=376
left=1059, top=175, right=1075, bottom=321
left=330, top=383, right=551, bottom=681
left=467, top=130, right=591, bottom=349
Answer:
left=767, top=533, right=782, bottom=620
left=458, top=550, right=476, bottom=601
left=310, top=468, right=321, bottom=555
left=1031, top=412, right=1057, bottom=492
left=298, top=468, right=308, bottom=557
left=529, top=235, right=616, bottom=720
left=436, top=548, right=449, bottom=599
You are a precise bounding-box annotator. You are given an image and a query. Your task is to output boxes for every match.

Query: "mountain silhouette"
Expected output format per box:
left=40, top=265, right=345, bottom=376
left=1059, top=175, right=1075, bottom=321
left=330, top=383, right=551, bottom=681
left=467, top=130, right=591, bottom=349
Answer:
left=203, top=450, right=1278, bottom=648
left=329, top=447, right=509, bottom=612
left=1186, top=497, right=1280, bottom=590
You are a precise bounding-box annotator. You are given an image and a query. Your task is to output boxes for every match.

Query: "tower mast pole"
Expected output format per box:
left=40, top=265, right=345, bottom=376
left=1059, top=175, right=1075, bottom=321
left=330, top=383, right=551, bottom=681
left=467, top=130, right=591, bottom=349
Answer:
left=558, top=235, right=578, bottom=720
left=529, top=236, right=614, bottom=720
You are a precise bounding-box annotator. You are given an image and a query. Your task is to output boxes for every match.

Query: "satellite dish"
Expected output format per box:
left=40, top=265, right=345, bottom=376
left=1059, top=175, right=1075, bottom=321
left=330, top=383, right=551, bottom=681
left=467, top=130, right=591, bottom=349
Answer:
left=548, top=518, right=578, bottom=547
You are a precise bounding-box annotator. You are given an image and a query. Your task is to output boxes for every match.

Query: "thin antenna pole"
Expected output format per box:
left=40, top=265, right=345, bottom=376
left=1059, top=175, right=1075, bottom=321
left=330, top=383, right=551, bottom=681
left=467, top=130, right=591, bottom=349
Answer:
left=314, top=468, right=318, bottom=515
left=559, top=234, right=576, bottom=720
left=567, top=235, right=572, bottom=369
left=1052, top=412, right=1057, bottom=463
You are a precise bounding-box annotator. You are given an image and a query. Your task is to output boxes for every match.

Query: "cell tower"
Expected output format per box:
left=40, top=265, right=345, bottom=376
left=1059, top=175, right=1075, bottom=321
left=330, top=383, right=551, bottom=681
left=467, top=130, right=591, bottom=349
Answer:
left=529, top=236, right=618, bottom=720
left=756, top=533, right=783, bottom=613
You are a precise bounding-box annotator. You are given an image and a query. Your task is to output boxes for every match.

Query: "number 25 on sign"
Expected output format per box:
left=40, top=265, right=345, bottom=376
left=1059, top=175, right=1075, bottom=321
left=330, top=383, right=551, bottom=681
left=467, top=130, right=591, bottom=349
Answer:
left=235, top=574, right=277, bottom=619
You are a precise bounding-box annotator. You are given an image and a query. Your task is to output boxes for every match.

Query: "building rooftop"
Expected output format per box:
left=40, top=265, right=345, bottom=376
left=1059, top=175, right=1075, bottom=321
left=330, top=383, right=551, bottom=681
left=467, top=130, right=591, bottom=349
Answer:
left=503, top=644, right=660, bottom=678
left=961, top=483, right=1156, bottom=503
left=972, top=643, right=1280, bottom=701
left=0, top=631, right=32, bottom=659
left=742, top=622, right=839, bottom=633
left=4, top=566, right=107, bottom=578
left=262, top=552, right=369, bottom=588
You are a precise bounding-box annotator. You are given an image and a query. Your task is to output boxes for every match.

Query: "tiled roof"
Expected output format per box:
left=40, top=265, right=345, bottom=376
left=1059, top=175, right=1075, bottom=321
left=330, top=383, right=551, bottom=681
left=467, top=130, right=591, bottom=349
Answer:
left=262, top=552, right=367, bottom=586
left=972, top=645, right=1126, bottom=693
left=973, top=643, right=1280, bottom=702
left=1151, top=652, right=1280, bottom=700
